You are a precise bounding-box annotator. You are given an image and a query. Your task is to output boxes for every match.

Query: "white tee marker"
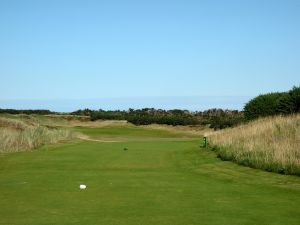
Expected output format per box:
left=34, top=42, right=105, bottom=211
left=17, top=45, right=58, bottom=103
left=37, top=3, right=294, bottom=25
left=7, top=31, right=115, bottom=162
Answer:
left=79, top=184, right=87, bottom=190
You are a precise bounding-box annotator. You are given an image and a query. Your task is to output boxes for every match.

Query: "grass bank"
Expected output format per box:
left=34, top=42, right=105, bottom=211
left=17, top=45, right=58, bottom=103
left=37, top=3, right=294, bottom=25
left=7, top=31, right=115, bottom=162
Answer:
left=209, top=114, right=300, bottom=175
left=0, top=115, right=74, bottom=153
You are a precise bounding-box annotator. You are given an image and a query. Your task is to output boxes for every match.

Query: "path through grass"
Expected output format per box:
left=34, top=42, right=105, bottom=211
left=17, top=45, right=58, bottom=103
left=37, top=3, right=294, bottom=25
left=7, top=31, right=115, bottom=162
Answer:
left=0, top=126, right=299, bottom=225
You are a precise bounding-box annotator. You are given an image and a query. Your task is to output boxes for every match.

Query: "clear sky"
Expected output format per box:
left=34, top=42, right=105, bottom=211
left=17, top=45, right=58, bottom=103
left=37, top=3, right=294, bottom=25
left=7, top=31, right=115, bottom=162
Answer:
left=0, top=0, right=299, bottom=111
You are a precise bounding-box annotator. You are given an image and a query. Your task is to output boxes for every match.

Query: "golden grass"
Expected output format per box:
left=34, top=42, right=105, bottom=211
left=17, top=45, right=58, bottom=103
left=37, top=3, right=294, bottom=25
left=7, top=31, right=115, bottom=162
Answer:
left=209, top=114, right=300, bottom=175
left=141, top=123, right=208, bottom=136
left=0, top=117, right=74, bottom=153
left=44, top=116, right=128, bottom=128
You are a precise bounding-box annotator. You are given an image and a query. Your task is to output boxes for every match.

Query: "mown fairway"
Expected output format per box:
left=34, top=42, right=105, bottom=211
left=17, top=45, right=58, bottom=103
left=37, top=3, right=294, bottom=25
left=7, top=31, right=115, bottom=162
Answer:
left=0, top=126, right=300, bottom=225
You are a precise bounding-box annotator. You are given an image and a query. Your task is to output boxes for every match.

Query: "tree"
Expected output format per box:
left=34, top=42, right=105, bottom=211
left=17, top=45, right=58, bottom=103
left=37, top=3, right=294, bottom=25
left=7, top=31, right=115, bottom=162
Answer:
left=244, top=92, right=284, bottom=120
left=277, top=86, right=300, bottom=114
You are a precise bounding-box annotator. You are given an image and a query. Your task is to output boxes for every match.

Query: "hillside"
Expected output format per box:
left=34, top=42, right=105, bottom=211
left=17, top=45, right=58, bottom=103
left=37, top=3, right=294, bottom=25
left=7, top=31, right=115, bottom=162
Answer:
left=209, top=114, right=300, bottom=175
left=0, top=115, right=73, bottom=153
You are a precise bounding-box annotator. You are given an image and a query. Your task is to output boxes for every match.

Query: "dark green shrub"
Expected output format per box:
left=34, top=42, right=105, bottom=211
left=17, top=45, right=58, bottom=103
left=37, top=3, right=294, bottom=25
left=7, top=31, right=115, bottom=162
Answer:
left=277, top=86, right=300, bottom=114
left=90, top=110, right=127, bottom=121
left=276, top=93, right=295, bottom=114
left=0, top=109, right=54, bottom=115
left=244, top=92, right=284, bottom=120
left=209, top=114, right=244, bottom=130
left=71, top=108, right=93, bottom=116
left=88, top=108, right=243, bottom=128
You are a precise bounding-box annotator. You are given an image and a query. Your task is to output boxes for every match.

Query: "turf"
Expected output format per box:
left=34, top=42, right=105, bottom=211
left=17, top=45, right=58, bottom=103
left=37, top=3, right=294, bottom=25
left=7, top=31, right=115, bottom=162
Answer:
left=73, top=125, right=199, bottom=140
left=0, top=126, right=300, bottom=225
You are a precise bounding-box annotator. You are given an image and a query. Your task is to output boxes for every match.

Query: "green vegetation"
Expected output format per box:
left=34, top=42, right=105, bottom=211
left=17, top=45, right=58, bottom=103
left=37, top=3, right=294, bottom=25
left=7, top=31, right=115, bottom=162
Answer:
left=90, top=109, right=127, bottom=121
left=244, top=92, right=284, bottom=120
left=0, top=108, right=54, bottom=115
left=0, top=107, right=245, bottom=130
left=0, top=115, right=74, bottom=153
left=201, top=109, right=244, bottom=130
left=74, top=125, right=199, bottom=141
left=244, top=86, right=300, bottom=120
left=12, top=85, right=295, bottom=129
left=209, top=114, right=300, bottom=175
left=0, top=125, right=300, bottom=225
left=90, top=108, right=199, bottom=125
left=207, top=86, right=300, bottom=175
left=2, top=85, right=299, bottom=130
left=277, top=86, right=300, bottom=114
left=88, top=108, right=244, bottom=129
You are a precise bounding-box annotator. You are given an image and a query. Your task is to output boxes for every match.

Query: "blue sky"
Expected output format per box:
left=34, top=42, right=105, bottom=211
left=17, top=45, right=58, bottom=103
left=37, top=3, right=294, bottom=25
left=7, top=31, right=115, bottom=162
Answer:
left=0, top=0, right=299, bottom=111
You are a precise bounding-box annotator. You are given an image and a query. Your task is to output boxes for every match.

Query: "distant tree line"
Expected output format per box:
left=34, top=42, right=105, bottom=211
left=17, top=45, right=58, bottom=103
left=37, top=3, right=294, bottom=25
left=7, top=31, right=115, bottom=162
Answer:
left=70, top=108, right=244, bottom=129
left=0, top=108, right=54, bottom=115
left=126, top=108, right=199, bottom=126
left=74, top=84, right=300, bottom=128
left=195, top=109, right=244, bottom=130
left=0, top=107, right=244, bottom=129
left=5, top=85, right=298, bottom=129
left=70, top=108, right=93, bottom=116
left=244, top=86, right=300, bottom=120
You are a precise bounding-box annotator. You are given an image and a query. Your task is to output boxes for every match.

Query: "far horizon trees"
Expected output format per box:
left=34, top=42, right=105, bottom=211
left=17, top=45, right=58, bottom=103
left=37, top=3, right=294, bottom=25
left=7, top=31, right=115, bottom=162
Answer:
left=88, top=108, right=243, bottom=129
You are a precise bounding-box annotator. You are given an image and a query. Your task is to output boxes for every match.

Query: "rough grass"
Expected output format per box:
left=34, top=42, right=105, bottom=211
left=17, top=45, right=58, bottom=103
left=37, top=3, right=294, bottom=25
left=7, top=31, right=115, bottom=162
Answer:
left=0, top=116, right=74, bottom=153
left=209, top=114, right=300, bottom=175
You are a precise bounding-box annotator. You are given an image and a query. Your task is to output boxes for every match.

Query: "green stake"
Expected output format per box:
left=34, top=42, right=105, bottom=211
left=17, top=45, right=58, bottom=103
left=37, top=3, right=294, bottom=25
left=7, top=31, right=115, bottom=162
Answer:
left=203, top=136, right=208, bottom=148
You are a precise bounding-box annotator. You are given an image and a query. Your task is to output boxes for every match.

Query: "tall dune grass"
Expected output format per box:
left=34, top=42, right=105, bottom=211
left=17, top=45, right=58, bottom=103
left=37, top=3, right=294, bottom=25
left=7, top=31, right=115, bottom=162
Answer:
left=209, top=114, right=300, bottom=175
left=0, top=117, right=74, bottom=153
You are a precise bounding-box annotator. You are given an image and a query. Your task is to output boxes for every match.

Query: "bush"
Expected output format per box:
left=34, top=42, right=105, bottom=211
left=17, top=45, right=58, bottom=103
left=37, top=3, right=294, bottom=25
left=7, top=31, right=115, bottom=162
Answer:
left=277, top=86, right=300, bottom=114
left=90, top=110, right=127, bottom=121
left=85, top=108, right=244, bottom=128
left=71, top=108, right=93, bottom=116
left=0, top=109, right=54, bottom=115
left=244, top=92, right=284, bottom=120
left=209, top=114, right=244, bottom=130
